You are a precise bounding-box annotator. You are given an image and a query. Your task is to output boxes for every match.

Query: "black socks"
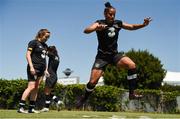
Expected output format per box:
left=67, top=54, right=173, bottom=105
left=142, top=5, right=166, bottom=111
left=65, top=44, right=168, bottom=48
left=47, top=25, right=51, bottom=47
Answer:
left=127, top=68, right=138, bottom=94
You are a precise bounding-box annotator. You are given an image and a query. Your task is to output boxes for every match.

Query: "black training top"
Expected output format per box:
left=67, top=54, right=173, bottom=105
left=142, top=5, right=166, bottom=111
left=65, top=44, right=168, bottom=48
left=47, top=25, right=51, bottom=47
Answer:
left=96, top=20, right=122, bottom=55
left=47, top=52, right=60, bottom=76
left=27, top=39, right=48, bottom=70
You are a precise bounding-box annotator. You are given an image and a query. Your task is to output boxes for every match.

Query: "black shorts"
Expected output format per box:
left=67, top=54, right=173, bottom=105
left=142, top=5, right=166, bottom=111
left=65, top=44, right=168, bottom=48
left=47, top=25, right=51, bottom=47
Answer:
left=45, top=75, right=58, bottom=88
left=92, top=52, right=125, bottom=70
left=27, top=66, right=45, bottom=81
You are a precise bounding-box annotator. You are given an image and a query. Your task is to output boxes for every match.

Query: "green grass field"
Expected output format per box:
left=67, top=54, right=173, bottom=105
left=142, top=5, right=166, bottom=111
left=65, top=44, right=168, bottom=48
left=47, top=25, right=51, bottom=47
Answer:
left=0, top=110, right=180, bottom=119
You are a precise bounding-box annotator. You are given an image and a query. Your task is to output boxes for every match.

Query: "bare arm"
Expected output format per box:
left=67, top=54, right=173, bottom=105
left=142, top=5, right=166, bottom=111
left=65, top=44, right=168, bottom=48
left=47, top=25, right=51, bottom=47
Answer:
left=44, top=54, right=50, bottom=77
left=122, top=17, right=152, bottom=30
left=26, top=50, right=36, bottom=75
left=84, top=22, right=107, bottom=34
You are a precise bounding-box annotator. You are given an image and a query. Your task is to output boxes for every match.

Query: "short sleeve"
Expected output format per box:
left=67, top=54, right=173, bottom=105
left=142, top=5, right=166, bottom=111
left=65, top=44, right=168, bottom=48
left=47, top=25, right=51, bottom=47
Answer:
left=27, top=40, right=36, bottom=51
left=117, top=20, right=123, bottom=27
left=96, top=20, right=105, bottom=24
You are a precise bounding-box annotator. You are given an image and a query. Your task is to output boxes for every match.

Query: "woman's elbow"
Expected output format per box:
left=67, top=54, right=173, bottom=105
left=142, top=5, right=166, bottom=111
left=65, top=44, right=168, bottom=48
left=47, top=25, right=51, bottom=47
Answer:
left=84, top=30, right=90, bottom=34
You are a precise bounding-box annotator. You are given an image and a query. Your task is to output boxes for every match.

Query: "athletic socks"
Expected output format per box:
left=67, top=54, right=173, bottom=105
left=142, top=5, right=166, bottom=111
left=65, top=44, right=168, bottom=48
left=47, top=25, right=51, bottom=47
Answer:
left=19, top=100, right=39, bottom=113
left=76, top=82, right=96, bottom=108
left=29, top=101, right=35, bottom=111
left=52, top=95, right=59, bottom=103
left=127, top=68, right=137, bottom=94
left=84, top=82, right=96, bottom=100
left=19, top=100, right=26, bottom=109
left=128, top=79, right=137, bottom=94
left=45, top=94, right=51, bottom=108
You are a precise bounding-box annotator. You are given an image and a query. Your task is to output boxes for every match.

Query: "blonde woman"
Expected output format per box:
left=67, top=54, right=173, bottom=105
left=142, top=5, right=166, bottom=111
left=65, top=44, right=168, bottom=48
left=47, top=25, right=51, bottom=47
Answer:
left=18, top=29, right=50, bottom=113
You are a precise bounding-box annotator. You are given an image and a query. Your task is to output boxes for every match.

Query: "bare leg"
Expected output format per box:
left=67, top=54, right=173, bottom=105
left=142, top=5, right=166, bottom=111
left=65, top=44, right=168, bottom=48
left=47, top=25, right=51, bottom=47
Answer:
left=89, top=69, right=104, bottom=84
left=18, top=81, right=37, bottom=113
left=28, top=76, right=43, bottom=112
left=76, top=69, right=103, bottom=108
left=116, top=56, right=136, bottom=69
left=21, top=81, right=37, bottom=101
left=43, top=86, right=53, bottom=109
left=44, top=87, right=52, bottom=95
left=117, top=56, right=142, bottom=99
left=29, top=76, right=43, bottom=101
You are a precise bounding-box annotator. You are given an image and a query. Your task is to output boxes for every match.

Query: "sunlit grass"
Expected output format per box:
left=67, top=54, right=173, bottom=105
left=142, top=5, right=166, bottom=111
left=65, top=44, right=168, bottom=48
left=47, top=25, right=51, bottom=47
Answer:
left=0, top=110, right=180, bottom=119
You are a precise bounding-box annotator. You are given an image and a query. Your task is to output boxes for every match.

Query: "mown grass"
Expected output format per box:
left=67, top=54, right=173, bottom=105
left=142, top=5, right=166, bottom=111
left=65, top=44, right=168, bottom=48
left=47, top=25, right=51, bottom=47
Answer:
left=0, top=110, right=180, bottom=119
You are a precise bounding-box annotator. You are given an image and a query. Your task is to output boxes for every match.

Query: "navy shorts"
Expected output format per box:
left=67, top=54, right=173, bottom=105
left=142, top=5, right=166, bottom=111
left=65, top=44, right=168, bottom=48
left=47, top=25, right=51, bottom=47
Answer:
left=92, top=52, right=125, bottom=70
left=45, top=75, right=58, bottom=88
left=27, top=66, right=45, bottom=81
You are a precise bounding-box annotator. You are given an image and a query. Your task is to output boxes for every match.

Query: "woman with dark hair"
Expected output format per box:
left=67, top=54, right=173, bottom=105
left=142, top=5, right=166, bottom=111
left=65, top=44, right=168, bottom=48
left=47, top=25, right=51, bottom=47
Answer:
left=18, top=29, right=50, bottom=113
left=77, top=2, right=152, bottom=108
left=41, top=46, right=63, bottom=112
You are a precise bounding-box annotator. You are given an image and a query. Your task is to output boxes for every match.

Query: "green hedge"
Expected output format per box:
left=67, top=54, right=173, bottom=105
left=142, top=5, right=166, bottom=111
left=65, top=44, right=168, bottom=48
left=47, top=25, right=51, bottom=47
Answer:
left=0, top=79, right=27, bottom=109
left=0, top=79, right=180, bottom=113
left=89, top=86, right=123, bottom=111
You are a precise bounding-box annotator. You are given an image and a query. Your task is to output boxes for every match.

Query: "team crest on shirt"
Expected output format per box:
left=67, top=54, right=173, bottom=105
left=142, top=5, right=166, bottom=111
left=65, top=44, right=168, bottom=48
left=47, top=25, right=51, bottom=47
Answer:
left=94, top=63, right=100, bottom=68
left=108, top=27, right=115, bottom=38
left=55, top=56, right=59, bottom=61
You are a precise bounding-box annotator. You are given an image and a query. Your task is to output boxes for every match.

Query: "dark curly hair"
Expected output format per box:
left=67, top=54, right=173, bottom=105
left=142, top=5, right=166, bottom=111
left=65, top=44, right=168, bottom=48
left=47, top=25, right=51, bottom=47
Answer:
left=48, top=46, right=58, bottom=56
left=104, top=2, right=115, bottom=13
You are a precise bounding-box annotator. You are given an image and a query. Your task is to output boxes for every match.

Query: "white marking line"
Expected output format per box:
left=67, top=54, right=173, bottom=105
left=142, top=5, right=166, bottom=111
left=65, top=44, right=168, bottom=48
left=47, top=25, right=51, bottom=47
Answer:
left=109, top=115, right=152, bottom=119
left=110, top=115, right=126, bottom=119
left=139, top=116, right=152, bottom=119
left=82, top=115, right=91, bottom=118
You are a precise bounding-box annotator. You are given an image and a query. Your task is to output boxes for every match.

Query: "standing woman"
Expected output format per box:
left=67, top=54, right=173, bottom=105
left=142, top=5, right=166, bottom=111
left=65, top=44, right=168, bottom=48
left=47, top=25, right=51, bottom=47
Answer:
left=41, top=46, right=63, bottom=112
left=18, top=29, right=50, bottom=113
left=77, top=2, right=152, bottom=108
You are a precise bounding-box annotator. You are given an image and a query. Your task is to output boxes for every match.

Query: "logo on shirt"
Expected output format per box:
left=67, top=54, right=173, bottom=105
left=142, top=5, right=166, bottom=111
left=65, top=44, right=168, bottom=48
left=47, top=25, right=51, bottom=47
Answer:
left=108, top=27, right=115, bottom=38
left=55, top=56, right=59, bottom=61
left=41, top=50, right=46, bottom=59
left=94, top=63, right=100, bottom=68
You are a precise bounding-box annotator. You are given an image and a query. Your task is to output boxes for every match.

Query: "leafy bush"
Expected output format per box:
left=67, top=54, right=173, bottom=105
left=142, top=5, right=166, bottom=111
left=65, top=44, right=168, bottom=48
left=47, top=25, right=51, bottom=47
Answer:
left=0, top=79, right=179, bottom=113
left=161, top=84, right=180, bottom=94
left=89, top=86, right=123, bottom=111
left=104, top=49, right=166, bottom=89
left=63, top=84, right=84, bottom=110
left=0, top=78, right=27, bottom=109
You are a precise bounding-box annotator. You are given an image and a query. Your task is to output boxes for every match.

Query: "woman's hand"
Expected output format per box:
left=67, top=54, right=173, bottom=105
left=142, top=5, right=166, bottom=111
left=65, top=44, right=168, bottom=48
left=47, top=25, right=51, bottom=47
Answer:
left=96, top=24, right=108, bottom=31
left=30, top=66, right=36, bottom=75
left=45, top=70, right=50, bottom=77
left=143, top=17, right=152, bottom=26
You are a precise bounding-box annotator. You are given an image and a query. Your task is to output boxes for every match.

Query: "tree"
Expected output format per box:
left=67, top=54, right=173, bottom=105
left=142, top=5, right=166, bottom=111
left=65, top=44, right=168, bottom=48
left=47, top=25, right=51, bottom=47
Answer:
left=103, top=49, right=166, bottom=89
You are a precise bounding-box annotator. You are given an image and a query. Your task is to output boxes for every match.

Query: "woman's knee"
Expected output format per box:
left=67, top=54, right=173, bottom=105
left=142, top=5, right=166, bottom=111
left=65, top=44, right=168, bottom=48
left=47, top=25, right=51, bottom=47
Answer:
left=89, top=69, right=103, bottom=85
left=27, top=85, right=36, bottom=91
left=128, top=62, right=136, bottom=69
left=89, top=77, right=98, bottom=85
left=28, top=83, right=39, bottom=91
left=117, top=57, right=136, bottom=69
left=33, top=78, right=42, bottom=89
